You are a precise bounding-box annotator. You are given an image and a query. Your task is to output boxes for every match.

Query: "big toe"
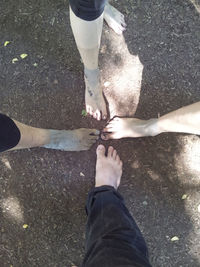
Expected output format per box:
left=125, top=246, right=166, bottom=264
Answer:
left=96, top=144, right=106, bottom=158
left=102, top=106, right=107, bottom=120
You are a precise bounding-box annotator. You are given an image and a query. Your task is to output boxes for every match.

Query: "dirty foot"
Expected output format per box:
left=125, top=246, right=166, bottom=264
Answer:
left=104, top=2, right=126, bottom=35
left=102, top=117, right=159, bottom=140
left=85, top=68, right=107, bottom=120
left=43, top=129, right=99, bottom=151
left=95, top=145, right=123, bottom=189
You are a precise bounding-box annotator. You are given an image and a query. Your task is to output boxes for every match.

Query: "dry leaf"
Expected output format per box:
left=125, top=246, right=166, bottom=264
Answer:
left=12, top=58, right=18, bottom=63
left=4, top=41, right=10, bottom=47
left=23, top=224, right=28, bottom=229
left=171, top=236, right=179, bottom=242
left=81, top=110, right=87, bottom=116
left=20, top=53, right=28, bottom=59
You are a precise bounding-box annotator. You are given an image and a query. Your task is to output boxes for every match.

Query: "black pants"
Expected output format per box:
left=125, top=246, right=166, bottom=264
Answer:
left=0, top=114, right=21, bottom=152
left=69, top=0, right=107, bottom=21
left=82, top=186, right=152, bottom=267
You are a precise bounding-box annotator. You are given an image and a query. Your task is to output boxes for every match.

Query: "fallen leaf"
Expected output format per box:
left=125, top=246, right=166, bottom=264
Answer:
left=171, top=236, right=179, bottom=242
left=81, top=109, right=87, bottom=116
left=12, top=58, right=18, bottom=63
left=20, top=53, right=28, bottom=59
left=4, top=41, right=10, bottom=47
left=181, top=194, right=187, bottom=200
left=23, top=224, right=28, bottom=229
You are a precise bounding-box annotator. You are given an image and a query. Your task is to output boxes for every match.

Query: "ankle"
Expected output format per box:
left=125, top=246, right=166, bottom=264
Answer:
left=84, top=68, right=99, bottom=78
left=84, top=68, right=100, bottom=91
left=36, top=128, right=51, bottom=147
left=146, top=118, right=160, bottom=136
left=95, top=181, right=117, bottom=189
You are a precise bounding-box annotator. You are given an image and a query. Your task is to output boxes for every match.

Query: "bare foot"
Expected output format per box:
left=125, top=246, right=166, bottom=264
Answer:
left=43, top=129, right=99, bottom=151
left=104, top=2, right=126, bottom=35
left=102, top=117, right=159, bottom=140
left=85, top=68, right=107, bottom=120
left=95, top=145, right=123, bottom=189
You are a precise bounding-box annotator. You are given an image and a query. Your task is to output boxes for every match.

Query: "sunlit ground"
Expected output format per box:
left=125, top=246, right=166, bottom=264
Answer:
left=175, top=135, right=200, bottom=185
left=190, top=0, right=200, bottom=13
left=174, top=135, right=200, bottom=263
left=1, top=157, right=12, bottom=170
left=101, top=32, right=143, bottom=118
left=1, top=196, right=24, bottom=224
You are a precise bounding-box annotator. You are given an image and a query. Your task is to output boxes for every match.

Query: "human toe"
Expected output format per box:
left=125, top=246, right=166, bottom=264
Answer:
left=112, top=149, right=117, bottom=159
left=108, top=146, right=114, bottom=157
left=116, top=155, right=121, bottom=164
left=95, top=110, right=101, bottom=121
left=96, top=144, right=106, bottom=158
left=86, top=105, right=93, bottom=116
left=102, top=106, right=107, bottom=120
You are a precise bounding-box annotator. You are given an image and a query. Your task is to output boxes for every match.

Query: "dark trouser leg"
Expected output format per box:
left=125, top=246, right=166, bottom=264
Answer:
left=82, top=186, right=151, bottom=267
left=69, top=0, right=107, bottom=21
left=0, top=114, right=21, bottom=152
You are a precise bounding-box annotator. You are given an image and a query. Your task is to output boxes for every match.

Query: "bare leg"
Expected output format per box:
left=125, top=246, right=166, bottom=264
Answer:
left=70, top=7, right=107, bottom=121
left=102, top=102, right=200, bottom=140
left=10, top=120, right=99, bottom=151
left=11, top=120, right=50, bottom=150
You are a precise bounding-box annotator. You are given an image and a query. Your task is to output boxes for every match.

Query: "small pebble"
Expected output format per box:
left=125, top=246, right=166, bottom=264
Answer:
left=143, top=201, right=148, bottom=206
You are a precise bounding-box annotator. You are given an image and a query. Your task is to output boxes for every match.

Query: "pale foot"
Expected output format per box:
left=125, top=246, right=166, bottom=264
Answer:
left=85, top=68, right=107, bottom=121
left=104, top=2, right=126, bottom=35
left=43, top=128, right=99, bottom=151
left=102, top=117, right=159, bottom=140
left=95, top=145, right=123, bottom=189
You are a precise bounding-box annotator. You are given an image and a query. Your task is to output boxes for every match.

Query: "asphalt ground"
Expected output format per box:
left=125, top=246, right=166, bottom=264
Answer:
left=0, top=0, right=200, bottom=266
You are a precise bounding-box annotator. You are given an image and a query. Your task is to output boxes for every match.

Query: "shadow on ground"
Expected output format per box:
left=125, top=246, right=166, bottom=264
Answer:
left=0, top=0, right=200, bottom=266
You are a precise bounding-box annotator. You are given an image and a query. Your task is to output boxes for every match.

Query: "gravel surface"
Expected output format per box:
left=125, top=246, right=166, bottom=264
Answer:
left=0, top=0, right=200, bottom=266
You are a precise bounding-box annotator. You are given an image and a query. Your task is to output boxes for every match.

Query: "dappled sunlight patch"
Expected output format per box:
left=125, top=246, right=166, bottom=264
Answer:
left=101, top=33, right=143, bottom=118
left=1, top=157, right=12, bottom=170
left=147, top=170, right=160, bottom=181
left=190, top=0, right=200, bottom=13
left=0, top=196, right=24, bottom=223
left=174, top=135, right=200, bottom=185
left=185, top=192, right=200, bottom=218
left=182, top=191, right=200, bottom=263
